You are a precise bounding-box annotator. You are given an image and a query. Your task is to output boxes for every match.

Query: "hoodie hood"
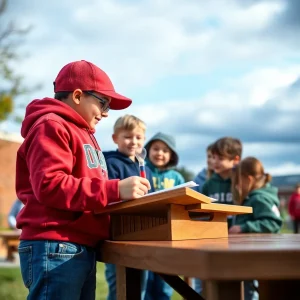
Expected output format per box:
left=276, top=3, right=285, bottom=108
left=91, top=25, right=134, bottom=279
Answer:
left=145, top=132, right=179, bottom=168
left=21, top=97, right=91, bottom=138
left=248, top=183, right=279, bottom=206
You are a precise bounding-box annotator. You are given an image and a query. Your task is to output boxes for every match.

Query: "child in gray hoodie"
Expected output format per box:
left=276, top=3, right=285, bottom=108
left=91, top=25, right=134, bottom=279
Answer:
left=144, top=132, right=184, bottom=300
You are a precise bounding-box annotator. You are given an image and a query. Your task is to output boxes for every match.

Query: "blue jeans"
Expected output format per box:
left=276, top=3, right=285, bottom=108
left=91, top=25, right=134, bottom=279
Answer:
left=193, top=278, right=203, bottom=294
left=244, top=280, right=259, bottom=300
left=18, top=240, right=97, bottom=300
left=105, top=263, right=149, bottom=300
left=145, top=271, right=173, bottom=300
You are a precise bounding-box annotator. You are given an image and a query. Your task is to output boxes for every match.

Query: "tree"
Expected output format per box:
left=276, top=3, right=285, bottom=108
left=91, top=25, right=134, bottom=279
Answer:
left=0, top=0, right=32, bottom=122
left=175, top=166, right=195, bottom=182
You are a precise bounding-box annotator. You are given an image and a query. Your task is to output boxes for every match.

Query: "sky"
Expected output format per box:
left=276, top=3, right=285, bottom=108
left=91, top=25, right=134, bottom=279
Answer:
left=2, top=0, right=300, bottom=177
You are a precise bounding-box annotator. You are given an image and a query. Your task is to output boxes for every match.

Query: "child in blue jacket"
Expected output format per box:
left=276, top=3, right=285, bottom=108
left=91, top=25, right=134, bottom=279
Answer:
left=104, top=115, right=155, bottom=300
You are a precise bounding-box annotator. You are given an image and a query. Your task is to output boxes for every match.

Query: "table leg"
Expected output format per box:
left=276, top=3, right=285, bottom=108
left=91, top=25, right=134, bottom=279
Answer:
left=116, top=265, right=141, bottom=300
left=157, top=273, right=205, bottom=300
left=7, top=245, right=14, bottom=261
left=259, top=280, right=300, bottom=300
left=183, top=277, right=194, bottom=300
left=240, top=281, right=244, bottom=300
left=204, top=280, right=241, bottom=300
left=183, top=276, right=193, bottom=287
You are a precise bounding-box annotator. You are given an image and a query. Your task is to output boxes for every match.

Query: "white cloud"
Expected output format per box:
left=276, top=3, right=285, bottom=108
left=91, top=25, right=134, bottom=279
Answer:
left=7, top=0, right=292, bottom=92
left=90, top=64, right=300, bottom=176
left=222, top=1, right=284, bottom=31
left=269, top=163, right=300, bottom=176
left=236, top=67, right=300, bottom=106
left=3, top=0, right=300, bottom=178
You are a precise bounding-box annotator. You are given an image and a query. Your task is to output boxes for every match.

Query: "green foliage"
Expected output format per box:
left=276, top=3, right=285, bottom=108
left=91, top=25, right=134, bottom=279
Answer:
left=0, top=0, right=33, bottom=122
left=0, top=267, right=27, bottom=300
left=0, top=94, right=13, bottom=121
left=175, top=166, right=195, bottom=182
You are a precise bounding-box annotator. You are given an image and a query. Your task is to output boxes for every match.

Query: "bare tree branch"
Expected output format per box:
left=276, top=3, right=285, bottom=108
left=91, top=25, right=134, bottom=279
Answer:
left=0, top=0, right=6, bottom=14
left=0, top=0, right=38, bottom=122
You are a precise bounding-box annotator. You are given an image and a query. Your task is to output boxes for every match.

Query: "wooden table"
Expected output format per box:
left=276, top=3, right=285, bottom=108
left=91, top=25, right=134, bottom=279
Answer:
left=0, top=230, right=20, bottom=261
left=100, top=234, right=300, bottom=300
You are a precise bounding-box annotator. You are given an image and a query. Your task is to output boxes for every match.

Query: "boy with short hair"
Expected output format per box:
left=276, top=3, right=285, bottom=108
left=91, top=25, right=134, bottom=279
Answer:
left=194, top=137, right=241, bottom=296
left=103, top=114, right=155, bottom=300
left=16, top=60, right=150, bottom=300
left=202, top=137, right=242, bottom=207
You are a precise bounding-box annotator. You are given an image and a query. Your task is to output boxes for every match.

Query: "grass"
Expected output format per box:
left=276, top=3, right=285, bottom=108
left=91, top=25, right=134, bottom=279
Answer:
left=0, top=268, right=26, bottom=300
left=0, top=263, right=181, bottom=300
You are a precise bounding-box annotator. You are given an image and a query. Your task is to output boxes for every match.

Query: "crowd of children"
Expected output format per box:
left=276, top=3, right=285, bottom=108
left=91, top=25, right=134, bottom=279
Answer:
left=190, top=137, right=283, bottom=300
left=13, top=60, right=287, bottom=300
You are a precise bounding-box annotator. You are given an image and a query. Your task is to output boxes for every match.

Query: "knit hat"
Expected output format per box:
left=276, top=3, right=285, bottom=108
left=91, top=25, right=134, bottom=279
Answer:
left=53, top=60, right=132, bottom=110
left=145, top=132, right=179, bottom=167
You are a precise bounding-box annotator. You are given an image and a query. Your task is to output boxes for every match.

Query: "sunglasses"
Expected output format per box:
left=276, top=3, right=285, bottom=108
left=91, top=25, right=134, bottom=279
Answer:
left=84, top=91, right=110, bottom=113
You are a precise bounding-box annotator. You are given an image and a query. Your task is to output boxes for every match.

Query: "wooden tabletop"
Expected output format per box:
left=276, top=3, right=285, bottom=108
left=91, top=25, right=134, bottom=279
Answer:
left=100, top=234, right=300, bottom=280
left=0, top=230, right=20, bottom=238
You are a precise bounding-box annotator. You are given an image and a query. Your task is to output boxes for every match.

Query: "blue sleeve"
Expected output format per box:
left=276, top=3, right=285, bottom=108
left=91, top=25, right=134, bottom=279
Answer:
left=8, top=200, right=23, bottom=229
left=146, top=167, right=155, bottom=193
left=193, top=172, right=206, bottom=193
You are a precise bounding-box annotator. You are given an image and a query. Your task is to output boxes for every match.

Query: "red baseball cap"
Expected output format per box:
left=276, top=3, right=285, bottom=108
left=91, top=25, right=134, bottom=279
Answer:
left=53, top=60, right=132, bottom=110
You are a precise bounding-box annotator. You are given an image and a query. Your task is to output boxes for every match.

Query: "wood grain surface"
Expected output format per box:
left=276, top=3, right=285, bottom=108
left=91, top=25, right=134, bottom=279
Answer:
left=100, top=234, right=300, bottom=280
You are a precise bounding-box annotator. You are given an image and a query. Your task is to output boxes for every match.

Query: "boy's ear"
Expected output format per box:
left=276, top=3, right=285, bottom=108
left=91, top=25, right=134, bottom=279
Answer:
left=112, top=133, right=118, bottom=144
left=72, top=89, right=83, bottom=104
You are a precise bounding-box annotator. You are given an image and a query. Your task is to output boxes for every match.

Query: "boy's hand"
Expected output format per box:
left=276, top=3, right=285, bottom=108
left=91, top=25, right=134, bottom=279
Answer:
left=118, top=176, right=151, bottom=200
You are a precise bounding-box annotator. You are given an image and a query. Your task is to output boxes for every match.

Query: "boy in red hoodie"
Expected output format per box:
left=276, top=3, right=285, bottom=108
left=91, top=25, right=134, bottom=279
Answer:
left=288, top=183, right=300, bottom=233
left=16, top=60, right=150, bottom=300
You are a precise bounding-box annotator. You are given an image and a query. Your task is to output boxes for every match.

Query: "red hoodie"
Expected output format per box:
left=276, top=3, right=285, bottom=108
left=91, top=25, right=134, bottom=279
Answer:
left=16, top=98, right=120, bottom=247
left=288, top=192, right=300, bottom=219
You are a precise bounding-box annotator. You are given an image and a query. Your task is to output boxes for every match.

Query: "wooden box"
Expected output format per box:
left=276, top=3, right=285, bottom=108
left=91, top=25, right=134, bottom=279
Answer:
left=95, top=187, right=252, bottom=241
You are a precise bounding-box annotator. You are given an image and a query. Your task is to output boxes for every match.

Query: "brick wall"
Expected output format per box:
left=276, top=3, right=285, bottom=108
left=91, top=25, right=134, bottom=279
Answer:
left=0, top=137, right=22, bottom=228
